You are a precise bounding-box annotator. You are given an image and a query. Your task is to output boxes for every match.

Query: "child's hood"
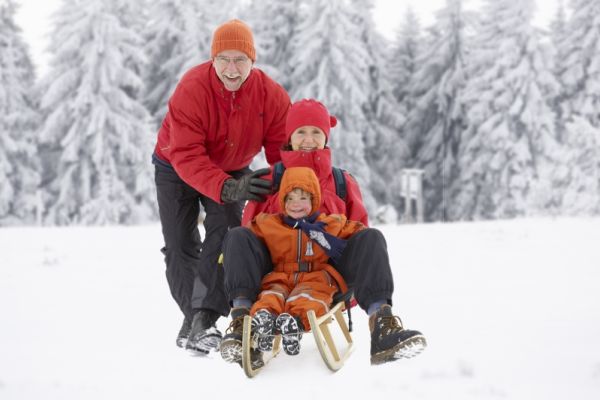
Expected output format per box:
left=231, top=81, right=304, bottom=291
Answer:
left=278, top=167, right=322, bottom=215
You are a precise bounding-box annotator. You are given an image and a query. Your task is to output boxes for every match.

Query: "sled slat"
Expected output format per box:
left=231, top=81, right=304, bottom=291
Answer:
left=308, top=301, right=354, bottom=371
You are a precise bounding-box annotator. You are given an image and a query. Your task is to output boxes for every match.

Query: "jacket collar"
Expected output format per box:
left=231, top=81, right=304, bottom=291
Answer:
left=282, top=212, right=320, bottom=228
left=280, top=148, right=332, bottom=181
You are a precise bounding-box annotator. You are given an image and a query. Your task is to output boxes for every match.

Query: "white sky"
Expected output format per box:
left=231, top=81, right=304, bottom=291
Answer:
left=15, top=0, right=559, bottom=76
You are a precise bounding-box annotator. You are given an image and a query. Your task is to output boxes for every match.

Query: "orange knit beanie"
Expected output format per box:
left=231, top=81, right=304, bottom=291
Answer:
left=211, top=19, right=256, bottom=61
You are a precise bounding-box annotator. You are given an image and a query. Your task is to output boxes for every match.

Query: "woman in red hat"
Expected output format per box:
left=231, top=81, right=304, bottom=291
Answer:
left=241, top=98, right=368, bottom=226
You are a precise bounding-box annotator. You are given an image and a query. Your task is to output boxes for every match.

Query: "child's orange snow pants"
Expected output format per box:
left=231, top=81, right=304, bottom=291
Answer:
left=250, top=270, right=339, bottom=330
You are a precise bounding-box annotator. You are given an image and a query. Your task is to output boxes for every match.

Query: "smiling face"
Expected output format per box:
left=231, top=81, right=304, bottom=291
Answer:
left=213, top=49, right=253, bottom=92
left=289, top=125, right=327, bottom=152
left=284, top=188, right=313, bottom=219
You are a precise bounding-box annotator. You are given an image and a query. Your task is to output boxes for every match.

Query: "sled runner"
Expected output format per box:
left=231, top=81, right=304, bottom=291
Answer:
left=241, top=314, right=282, bottom=377
left=307, top=299, right=354, bottom=371
left=241, top=293, right=355, bottom=377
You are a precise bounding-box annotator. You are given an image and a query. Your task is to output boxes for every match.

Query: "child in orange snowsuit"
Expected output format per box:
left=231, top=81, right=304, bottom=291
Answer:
left=246, top=166, right=365, bottom=355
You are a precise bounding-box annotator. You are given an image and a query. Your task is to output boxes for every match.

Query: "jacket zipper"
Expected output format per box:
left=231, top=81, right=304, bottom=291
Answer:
left=295, top=228, right=302, bottom=285
left=226, top=91, right=236, bottom=150
left=296, top=228, right=302, bottom=264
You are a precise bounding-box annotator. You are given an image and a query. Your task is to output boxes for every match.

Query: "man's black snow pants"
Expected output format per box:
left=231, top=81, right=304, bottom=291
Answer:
left=155, top=163, right=249, bottom=320
left=222, top=227, right=394, bottom=311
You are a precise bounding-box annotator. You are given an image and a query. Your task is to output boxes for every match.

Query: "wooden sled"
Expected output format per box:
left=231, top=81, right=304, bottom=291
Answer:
left=307, top=300, right=354, bottom=371
left=241, top=315, right=281, bottom=378
left=241, top=298, right=354, bottom=377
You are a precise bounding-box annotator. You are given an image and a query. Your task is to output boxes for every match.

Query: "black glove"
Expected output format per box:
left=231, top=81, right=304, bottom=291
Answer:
left=220, top=168, right=272, bottom=203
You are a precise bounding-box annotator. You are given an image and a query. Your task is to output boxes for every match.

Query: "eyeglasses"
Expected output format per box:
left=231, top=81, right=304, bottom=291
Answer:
left=214, top=56, right=251, bottom=68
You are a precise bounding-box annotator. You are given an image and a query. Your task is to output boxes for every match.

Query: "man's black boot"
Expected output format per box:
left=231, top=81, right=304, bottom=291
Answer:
left=185, top=309, right=222, bottom=354
left=176, top=317, right=192, bottom=348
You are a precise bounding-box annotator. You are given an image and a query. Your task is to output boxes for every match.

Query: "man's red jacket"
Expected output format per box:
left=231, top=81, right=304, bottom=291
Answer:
left=154, top=61, right=290, bottom=203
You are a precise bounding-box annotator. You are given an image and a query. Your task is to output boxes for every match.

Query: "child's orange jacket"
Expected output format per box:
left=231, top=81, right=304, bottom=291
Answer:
left=247, top=167, right=365, bottom=329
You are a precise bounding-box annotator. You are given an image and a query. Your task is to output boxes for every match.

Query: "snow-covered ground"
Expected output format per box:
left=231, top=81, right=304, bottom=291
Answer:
left=1, top=218, right=599, bottom=399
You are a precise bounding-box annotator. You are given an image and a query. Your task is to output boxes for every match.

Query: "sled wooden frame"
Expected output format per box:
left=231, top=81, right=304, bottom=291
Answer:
left=307, top=300, right=354, bottom=371
left=241, top=315, right=281, bottom=378
left=241, top=300, right=354, bottom=377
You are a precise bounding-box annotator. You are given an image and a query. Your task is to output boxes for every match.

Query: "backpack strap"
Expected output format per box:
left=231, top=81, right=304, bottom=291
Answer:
left=332, top=166, right=347, bottom=201
left=274, top=161, right=347, bottom=201
left=272, top=162, right=285, bottom=193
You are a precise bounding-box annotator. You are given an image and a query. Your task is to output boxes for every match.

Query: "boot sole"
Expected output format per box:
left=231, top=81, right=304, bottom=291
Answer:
left=176, top=337, right=188, bottom=348
left=186, top=332, right=222, bottom=354
left=254, top=335, right=275, bottom=352
left=282, top=334, right=302, bottom=356
left=220, top=338, right=243, bottom=364
left=371, top=335, right=427, bottom=365
left=276, top=315, right=302, bottom=356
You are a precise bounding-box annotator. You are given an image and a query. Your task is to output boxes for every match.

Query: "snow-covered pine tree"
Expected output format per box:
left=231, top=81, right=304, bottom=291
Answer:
left=389, top=7, right=421, bottom=116
left=555, top=0, right=600, bottom=215
left=38, top=0, right=155, bottom=225
left=289, top=0, right=377, bottom=215
left=549, top=0, right=567, bottom=90
left=243, top=0, right=303, bottom=92
left=348, top=0, right=409, bottom=221
left=119, top=0, right=149, bottom=36
left=386, top=7, right=422, bottom=219
left=241, top=0, right=302, bottom=172
left=0, top=0, right=41, bottom=226
left=402, top=0, right=469, bottom=222
left=451, top=0, right=561, bottom=220
left=142, top=0, right=213, bottom=129
left=208, top=0, right=243, bottom=24
left=549, top=0, right=568, bottom=132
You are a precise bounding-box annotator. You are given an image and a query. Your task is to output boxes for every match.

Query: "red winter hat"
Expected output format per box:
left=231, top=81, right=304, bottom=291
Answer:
left=285, top=99, right=338, bottom=143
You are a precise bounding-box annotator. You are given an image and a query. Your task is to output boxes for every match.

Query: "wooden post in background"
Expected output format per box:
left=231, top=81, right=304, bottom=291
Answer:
left=400, top=169, right=425, bottom=223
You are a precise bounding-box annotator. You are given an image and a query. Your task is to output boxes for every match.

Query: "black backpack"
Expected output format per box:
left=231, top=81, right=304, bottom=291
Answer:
left=271, top=162, right=347, bottom=201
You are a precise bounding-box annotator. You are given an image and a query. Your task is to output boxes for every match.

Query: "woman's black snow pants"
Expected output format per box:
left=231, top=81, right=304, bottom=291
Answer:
left=222, top=227, right=394, bottom=312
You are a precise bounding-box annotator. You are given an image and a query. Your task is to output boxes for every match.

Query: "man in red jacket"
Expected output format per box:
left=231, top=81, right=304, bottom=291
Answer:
left=152, top=19, right=290, bottom=354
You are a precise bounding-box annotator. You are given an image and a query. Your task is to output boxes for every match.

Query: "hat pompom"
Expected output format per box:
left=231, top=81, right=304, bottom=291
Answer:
left=330, top=116, right=337, bottom=128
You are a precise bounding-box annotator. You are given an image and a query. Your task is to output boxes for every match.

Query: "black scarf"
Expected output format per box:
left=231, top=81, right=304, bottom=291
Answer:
left=283, top=212, right=347, bottom=263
